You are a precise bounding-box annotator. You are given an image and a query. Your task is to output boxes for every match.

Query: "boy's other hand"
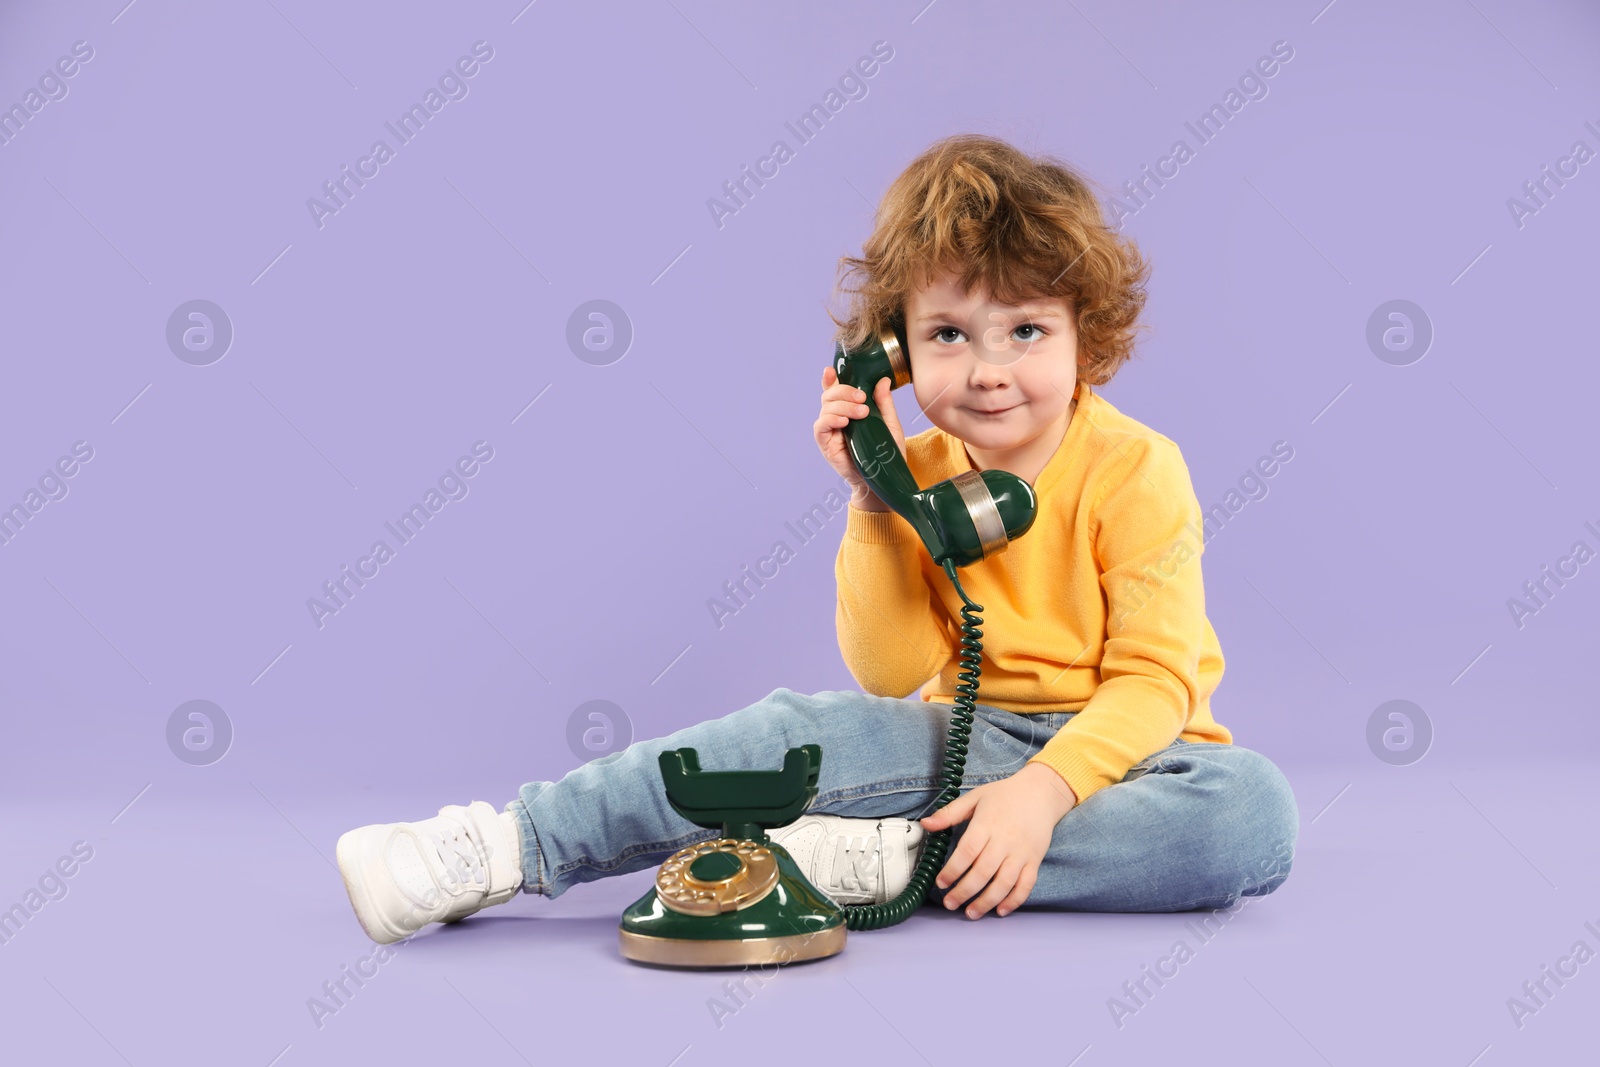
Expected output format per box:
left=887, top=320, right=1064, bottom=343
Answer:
left=919, top=762, right=1078, bottom=919
left=816, top=365, right=906, bottom=513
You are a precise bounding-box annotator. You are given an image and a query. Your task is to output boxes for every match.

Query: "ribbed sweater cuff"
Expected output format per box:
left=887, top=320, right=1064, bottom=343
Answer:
left=847, top=502, right=914, bottom=544
left=1026, top=748, right=1101, bottom=807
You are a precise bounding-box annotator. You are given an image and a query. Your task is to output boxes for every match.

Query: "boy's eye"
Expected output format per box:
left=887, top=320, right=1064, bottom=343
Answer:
left=930, top=323, right=1045, bottom=345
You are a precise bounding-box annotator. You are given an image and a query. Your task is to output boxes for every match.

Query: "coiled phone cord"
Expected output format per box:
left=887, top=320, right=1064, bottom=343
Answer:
left=842, top=557, right=980, bottom=931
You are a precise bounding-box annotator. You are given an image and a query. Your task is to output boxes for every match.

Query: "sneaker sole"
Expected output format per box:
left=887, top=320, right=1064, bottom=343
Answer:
left=336, top=828, right=415, bottom=946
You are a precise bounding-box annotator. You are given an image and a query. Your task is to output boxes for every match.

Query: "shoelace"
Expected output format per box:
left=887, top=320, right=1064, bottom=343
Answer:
left=428, top=816, right=487, bottom=892
left=828, top=831, right=883, bottom=893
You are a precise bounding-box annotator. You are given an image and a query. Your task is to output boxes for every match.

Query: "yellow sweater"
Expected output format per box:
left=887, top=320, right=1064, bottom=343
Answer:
left=834, top=379, right=1231, bottom=805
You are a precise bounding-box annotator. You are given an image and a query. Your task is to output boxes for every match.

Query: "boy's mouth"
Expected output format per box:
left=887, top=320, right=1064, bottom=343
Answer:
left=966, top=404, right=1018, bottom=417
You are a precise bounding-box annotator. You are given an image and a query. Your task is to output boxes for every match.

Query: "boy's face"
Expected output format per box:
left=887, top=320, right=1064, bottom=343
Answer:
left=903, top=267, right=1080, bottom=459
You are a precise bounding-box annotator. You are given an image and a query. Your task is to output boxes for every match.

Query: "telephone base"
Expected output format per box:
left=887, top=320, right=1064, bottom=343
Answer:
left=618, top=836, right=848, bottom=968
left=618, top=923, right=846, bottom=968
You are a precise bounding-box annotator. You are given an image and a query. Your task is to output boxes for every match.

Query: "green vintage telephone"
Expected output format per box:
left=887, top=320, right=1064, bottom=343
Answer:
left=618, top=320, right=1039, bottom=967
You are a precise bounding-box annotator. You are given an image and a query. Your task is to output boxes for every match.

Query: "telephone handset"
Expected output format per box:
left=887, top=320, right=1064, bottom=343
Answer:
left=617, top=322, right=1043, bottom=966
left=832, top=319, right=1039, bottom=566
left=824, top=319, right=1040, bottom=930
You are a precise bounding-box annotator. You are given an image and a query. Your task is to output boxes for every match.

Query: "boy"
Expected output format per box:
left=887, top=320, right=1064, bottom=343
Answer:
left=336, top=134, right=1298, bottom=944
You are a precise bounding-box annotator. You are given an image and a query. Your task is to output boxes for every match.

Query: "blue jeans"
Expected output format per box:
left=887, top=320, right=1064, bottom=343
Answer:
left=506, top=687, right=1299, bottom=912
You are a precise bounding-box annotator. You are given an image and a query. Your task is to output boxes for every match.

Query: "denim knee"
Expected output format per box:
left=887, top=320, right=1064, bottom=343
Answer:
left=1230, top=747, right=1299, bottom=897
left=1177, top=746, right=1298, bottom=907
left=744, top=686, right=819, bottom=729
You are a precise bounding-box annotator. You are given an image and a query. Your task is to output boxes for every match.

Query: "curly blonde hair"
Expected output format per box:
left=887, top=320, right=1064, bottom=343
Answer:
left=829, top=133, right=1151, bottom=386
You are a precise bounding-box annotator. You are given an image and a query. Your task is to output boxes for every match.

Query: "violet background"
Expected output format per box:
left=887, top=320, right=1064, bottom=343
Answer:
left=2, top=1, right=1597, bottom=1064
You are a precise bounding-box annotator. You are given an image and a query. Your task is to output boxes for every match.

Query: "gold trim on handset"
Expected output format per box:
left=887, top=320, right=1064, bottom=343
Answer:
left=950, top=469, right=1009, bottom=559
left=880, top=327, right=911, bottom=390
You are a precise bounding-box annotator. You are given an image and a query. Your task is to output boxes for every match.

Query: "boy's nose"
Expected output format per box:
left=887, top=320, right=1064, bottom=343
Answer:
left=966, top=357, right=1016, bottom=387
left=972, top=340, right=1027, bottom=369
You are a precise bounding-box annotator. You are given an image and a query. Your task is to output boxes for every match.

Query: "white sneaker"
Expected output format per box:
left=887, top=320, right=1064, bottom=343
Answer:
left=336, top=801, right=523, bottom=944
left=766, top=814, right=926, bottom=905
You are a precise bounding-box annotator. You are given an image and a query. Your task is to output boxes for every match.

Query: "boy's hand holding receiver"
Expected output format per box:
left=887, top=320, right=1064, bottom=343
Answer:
left=814, top=365, right=906, bottom=513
